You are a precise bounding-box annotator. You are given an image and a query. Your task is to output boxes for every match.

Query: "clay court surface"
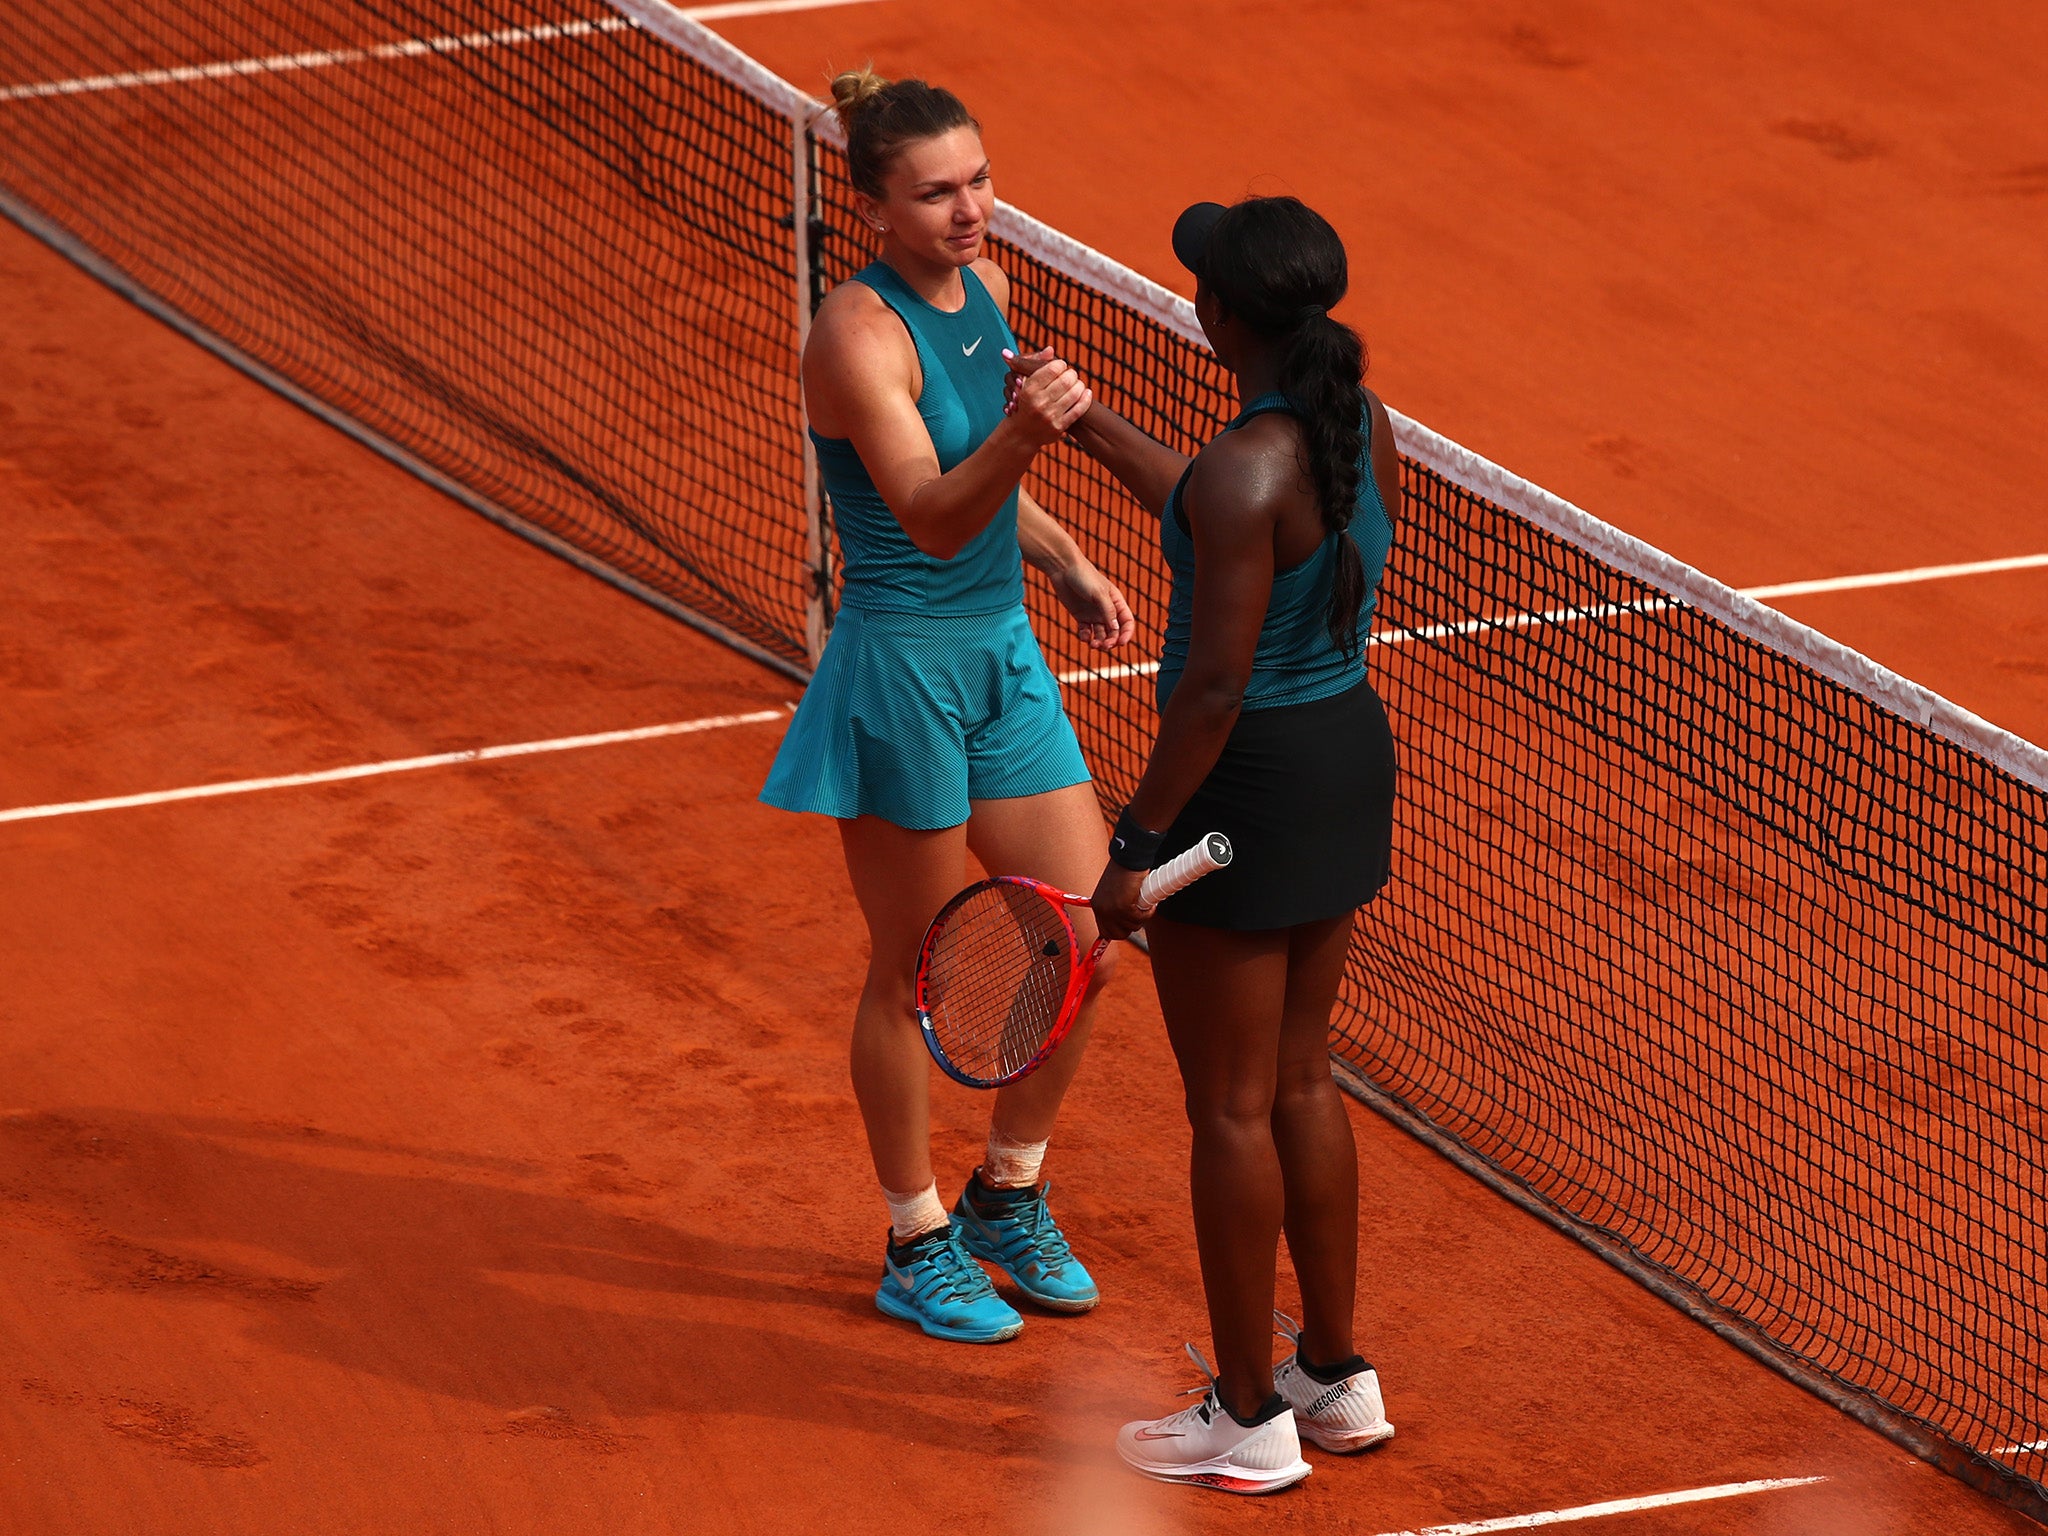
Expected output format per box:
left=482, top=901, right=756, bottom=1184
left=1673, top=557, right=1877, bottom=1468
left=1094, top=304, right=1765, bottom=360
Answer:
left=2, top=1, right=2043, bottom=1532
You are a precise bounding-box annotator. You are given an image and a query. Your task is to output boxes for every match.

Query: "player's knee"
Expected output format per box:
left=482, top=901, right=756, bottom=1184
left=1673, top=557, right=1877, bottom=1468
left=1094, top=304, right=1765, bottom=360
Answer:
left=1184, top=1081, right=1275, bottom=1137
left=859, top=965, right=920, bottom=1026
left=1273, top=1054, right=1338, bottom=1107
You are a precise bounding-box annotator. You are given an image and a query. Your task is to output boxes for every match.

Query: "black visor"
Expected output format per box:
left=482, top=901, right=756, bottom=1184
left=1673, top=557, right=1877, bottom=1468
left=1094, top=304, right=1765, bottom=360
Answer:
left=1171, top=201, right=1227, bottom=279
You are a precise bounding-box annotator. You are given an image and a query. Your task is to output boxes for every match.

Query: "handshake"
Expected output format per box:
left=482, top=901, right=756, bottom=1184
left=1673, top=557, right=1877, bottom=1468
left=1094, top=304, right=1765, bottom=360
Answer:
left=1000, top=344, right=1092, bottom=445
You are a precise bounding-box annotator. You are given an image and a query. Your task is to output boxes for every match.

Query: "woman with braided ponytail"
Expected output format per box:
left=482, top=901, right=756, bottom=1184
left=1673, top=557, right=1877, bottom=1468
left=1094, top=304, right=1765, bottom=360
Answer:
left=1008, top=196, right=1401, bottom=1492
left=762, top=68, right=1135, bottom=1347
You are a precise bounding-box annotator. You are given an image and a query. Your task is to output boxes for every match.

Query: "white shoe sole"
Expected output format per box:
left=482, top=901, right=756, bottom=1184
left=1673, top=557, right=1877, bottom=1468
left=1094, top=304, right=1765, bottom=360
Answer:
left=1116, top=1448, right=1313, bottom=1495
left=1298, top=1419, right=1395, bottom=1455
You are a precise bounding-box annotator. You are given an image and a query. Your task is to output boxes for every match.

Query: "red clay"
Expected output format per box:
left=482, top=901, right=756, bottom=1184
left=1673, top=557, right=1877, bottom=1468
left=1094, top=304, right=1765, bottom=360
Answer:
left=3, top=3, right=2044, bottom=1533
left=728, top=0, right=2048, bottom=747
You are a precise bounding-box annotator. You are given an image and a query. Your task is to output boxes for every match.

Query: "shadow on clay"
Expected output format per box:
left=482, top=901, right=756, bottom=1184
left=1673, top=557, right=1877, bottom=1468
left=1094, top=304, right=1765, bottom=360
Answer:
left=0, top=1106, right=1082, bottom=1458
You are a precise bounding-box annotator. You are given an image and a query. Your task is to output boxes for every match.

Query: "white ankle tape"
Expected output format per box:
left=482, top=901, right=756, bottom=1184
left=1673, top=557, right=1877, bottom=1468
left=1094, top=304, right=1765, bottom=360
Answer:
left=882, top=1182, right=947, bottom=1243
left=982, top=1130, right=1048, bottom=1189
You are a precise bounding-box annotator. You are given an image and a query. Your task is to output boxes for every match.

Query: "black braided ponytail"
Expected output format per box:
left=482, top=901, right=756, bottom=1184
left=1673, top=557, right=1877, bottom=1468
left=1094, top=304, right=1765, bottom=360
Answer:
left=1200, top=197, right=1370, bottom=653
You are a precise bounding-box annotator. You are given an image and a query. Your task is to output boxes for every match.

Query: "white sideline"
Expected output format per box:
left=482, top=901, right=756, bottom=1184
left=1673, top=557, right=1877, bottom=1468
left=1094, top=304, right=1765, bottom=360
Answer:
left=1050, top=551, right=2047, bottom=688
left=0, top=708, right=787, bottom=825
left=1744, top=552, right=2048, bottom=600
left=681, top=0, right=886, bottom=16
left=0, top=1, right=885, bottom=104
left=1377, top=1477, right=1829, bottom=1536
left=1, top=542, right=2018, bottom=812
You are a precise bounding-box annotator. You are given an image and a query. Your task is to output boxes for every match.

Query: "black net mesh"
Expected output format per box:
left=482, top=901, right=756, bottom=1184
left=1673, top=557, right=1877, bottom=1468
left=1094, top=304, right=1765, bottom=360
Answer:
left=0, top=0, right=813, bottom=668
left=4, top=3, right=2043, bottom=1516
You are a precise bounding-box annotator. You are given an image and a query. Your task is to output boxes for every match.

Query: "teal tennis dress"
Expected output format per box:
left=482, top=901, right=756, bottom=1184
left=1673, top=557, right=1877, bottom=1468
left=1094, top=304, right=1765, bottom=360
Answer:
left=760, top=261, right=1091, bottom=830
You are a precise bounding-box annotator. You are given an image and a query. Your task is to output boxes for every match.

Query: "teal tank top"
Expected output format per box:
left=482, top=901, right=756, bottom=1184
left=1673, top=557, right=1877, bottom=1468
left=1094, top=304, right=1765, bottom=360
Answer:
left=1156, top=392, right=1394, bottom=712
left=810, top=261, right=1024, bottom=616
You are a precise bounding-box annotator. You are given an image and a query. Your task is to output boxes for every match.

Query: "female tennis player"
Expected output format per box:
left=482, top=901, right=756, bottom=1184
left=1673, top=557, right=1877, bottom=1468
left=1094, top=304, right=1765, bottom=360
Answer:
left=760, top=69, right=1134, bottom=1345
left=1011, top=196, right=1401, bottom=1489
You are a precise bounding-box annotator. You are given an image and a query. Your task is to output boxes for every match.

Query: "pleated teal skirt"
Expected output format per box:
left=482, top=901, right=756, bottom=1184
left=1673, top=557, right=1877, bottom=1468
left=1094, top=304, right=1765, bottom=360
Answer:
left=760, top=605, right=1091, bottom=831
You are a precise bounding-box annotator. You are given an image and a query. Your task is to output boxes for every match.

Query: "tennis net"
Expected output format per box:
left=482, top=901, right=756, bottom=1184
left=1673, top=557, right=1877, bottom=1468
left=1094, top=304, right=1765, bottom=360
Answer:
left=3, top=0, right=2043, bottom=1518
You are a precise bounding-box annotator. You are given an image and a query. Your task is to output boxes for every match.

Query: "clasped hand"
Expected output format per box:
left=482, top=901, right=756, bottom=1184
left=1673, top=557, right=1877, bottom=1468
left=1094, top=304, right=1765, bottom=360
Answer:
left=1002, top=346, right=1091, bottom=444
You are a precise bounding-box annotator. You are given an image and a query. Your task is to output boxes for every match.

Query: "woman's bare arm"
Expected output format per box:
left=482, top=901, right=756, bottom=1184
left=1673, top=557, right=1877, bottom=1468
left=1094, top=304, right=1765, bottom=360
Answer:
left=1003, top=347, right=1190, bottom=514
left=1018, top=490, right=1137, bottom=649
left=802, top=283, right=1088, bottom=560
left=1363, top=386, right=1403, bottom=526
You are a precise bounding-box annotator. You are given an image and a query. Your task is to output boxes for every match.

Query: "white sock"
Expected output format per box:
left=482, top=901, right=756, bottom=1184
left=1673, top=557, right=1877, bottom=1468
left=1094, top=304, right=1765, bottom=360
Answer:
left=981, top=1129, right=1048, bottom=1190
left=882, top=1182, right=948, bottom=1244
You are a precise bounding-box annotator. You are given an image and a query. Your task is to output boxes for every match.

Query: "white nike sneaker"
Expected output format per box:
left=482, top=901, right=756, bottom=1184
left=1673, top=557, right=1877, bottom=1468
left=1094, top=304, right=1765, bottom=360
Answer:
left=1115, top=1344, right=1313, bottom=1495
left=1272, top=1311, right=1395, bottom=1454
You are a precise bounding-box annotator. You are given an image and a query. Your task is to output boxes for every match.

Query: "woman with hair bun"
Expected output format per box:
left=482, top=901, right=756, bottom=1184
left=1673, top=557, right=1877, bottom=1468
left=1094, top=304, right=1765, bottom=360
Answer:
left=1010, top=195, right=1401, bottom=1491
left=761, top=68, right=1133, bottom=1345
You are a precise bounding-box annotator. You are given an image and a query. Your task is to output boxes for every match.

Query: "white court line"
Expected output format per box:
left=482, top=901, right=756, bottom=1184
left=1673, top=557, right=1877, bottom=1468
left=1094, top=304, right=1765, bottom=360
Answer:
left=1997, top=1440, right=2048, bottom=1455
left=0, top=1, right=887, bottom=104
left=1743, top=552, right=2048, bottom=601
left=1057, top=659, right=1159, bottom=685
left=1377, top=1477, right=1828, bottom=1536
left=1050, top=550, right=2048, bottom=687
left=5, top=553, right=2037, bottom=819
left=682, top=0, right=890, bottom=16
left=1052, top=595, right=1672, bottom=685
left=0, top=708, right=787, bottom=825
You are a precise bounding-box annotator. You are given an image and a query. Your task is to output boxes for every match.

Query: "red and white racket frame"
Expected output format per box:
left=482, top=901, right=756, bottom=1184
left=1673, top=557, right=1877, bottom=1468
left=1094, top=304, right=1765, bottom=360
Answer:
left=914, top=832, right=1234, bottom=1089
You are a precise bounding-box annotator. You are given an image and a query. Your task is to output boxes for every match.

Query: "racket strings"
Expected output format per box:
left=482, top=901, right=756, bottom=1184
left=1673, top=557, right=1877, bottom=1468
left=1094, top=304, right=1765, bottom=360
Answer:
left=923, top=883, right=1076, bottom=1084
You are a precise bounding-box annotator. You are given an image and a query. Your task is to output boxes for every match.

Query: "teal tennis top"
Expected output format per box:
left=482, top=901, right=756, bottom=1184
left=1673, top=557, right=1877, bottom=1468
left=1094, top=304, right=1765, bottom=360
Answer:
left=809, top=261, right=1023, bottom=616
left=1157, top=392, right=1394, bottom=712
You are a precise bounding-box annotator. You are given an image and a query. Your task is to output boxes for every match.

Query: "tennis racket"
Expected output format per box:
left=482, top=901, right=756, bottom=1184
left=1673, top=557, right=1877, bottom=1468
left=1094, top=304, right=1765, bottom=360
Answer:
left=915, top=832, right=1234, bottom=1089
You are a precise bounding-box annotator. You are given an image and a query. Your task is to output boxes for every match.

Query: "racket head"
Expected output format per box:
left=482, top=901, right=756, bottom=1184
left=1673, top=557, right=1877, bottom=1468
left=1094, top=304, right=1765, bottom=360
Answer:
left=915, top=876, right=1082, bottom=1089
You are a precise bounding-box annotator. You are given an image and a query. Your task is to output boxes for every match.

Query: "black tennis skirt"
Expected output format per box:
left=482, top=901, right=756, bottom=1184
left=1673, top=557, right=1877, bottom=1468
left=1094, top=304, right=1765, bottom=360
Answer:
left=1154, top=678, right=1397, bottom=931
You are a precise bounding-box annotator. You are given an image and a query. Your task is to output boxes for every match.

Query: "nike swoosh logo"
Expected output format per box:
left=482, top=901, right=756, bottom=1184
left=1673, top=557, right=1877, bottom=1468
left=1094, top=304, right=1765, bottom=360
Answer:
left=963, top=337, right=983, bottom=357
left=1133, top=1428, right=1182, bottom=1441
left=1111, top=836, right=1127, bottom=851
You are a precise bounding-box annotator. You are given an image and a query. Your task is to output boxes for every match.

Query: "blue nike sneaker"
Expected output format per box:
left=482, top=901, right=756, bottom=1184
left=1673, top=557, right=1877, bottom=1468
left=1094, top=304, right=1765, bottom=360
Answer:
left=951, top=1177, right=1100, bottom=1313
left=875, top=1226, right=1024, bottom=1343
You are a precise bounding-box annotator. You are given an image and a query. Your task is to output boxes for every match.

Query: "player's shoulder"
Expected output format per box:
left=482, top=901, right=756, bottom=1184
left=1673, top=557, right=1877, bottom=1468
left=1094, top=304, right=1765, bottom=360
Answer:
left=1217, top=410, right=1307, bottom=494
left=810, top=276, right=891, bottom=346
left=969, top=255, right=1010, bottom=314
left=806, top=278, right=914, bottom=380
left=1184, top=421, right=1298, bottom=534
left=1358, top=384, right=1398, bottom=459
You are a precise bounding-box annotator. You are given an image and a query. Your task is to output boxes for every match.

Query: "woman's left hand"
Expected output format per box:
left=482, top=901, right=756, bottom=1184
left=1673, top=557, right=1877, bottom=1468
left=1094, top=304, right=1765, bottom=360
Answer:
left=1051, top=558, right=1136, bottom=651
left=1089, top=860, right=1153, bottom=943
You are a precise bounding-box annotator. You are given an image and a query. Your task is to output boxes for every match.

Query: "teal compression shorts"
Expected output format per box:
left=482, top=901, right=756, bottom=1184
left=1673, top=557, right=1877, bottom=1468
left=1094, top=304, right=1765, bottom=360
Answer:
left=760, top=606, right=1091, bottom=831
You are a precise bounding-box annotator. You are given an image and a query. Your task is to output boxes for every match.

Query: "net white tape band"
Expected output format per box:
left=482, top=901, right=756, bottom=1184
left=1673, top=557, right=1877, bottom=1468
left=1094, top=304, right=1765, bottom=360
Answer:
left=603, top=0, right=2048, bottom=794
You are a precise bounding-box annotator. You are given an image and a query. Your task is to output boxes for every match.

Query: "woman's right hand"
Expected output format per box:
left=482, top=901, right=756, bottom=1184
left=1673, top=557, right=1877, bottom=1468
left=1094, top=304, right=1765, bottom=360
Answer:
left=1001, top=345, right=1052, bottom=416
left=1089, top=859, right=1153, bottom=943
left=1003, top=349, right=1091, bottom=445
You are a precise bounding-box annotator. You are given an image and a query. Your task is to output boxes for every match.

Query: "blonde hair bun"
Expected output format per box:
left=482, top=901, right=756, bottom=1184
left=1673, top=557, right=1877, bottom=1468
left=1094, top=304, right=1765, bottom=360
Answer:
left=828, top=66, right=890, bottom=132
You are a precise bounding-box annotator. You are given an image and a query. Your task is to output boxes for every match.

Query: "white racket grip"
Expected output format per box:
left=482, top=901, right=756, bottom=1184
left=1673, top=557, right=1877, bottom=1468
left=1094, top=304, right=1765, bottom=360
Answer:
left=1138, top=832, right=1234, bottom=907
